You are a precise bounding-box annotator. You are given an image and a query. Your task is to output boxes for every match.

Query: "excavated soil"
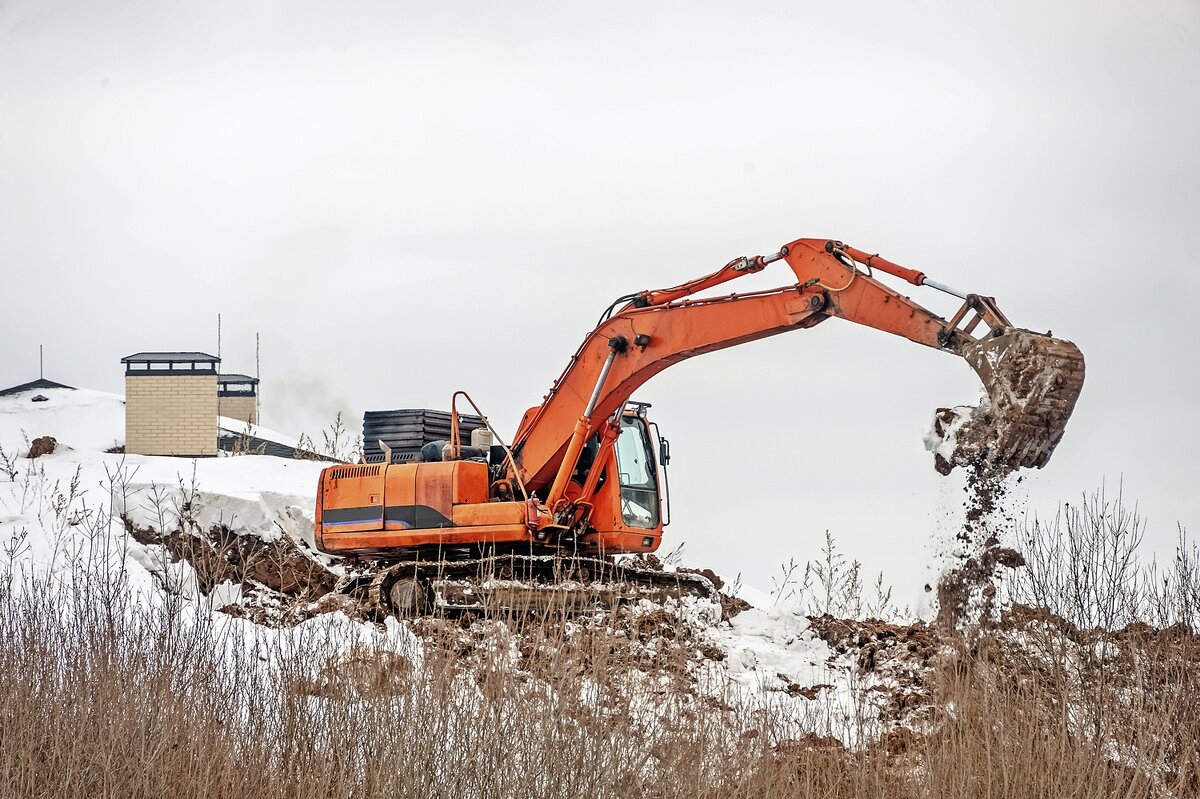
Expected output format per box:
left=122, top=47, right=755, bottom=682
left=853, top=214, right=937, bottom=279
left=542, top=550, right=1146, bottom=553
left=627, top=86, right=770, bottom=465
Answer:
left=123, top=516, right=340, bottom=625
left=934, top=463, right=1027, bottom=632
left=406, top=597, right=726, bottom=695
left=928, top=404, right=1027, bottom=632
left=927, top=331, right=1084, bottom=632
left=27, top=436, right=57, bottom=458
left=807, top=615, right=940, bottom=726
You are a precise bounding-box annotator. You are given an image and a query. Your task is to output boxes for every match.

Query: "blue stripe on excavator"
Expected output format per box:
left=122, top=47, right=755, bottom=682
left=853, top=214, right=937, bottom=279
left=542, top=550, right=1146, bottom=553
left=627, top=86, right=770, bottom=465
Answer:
left=322, top=504, right=455, bottom=528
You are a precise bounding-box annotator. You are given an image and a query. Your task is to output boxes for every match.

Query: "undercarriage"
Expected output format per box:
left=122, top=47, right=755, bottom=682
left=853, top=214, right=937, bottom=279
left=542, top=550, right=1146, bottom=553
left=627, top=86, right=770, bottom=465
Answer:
left=333, top=550, right=718, bottom=618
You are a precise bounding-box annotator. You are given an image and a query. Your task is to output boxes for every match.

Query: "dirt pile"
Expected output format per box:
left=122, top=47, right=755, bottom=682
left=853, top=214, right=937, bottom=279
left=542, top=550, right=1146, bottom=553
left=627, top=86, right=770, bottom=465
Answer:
left=405, top=598, right=725, bottom=695
left=124, top=516, right=339, bottom=625
left=27, top=436, right=57, bottom=458
left=808, top=614, right=940, bottom=726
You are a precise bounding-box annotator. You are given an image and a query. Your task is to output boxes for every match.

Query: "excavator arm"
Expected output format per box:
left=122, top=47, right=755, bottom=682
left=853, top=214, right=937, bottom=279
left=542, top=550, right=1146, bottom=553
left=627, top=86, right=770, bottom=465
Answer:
left=510, top=237, right=1084, bottom=505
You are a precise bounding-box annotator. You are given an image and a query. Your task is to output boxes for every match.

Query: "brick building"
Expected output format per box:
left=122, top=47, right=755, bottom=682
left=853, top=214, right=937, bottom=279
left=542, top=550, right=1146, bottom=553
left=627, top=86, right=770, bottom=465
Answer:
left=217, top=373, right=259, bottom=425
left=121, top=352, right=219, bottom=457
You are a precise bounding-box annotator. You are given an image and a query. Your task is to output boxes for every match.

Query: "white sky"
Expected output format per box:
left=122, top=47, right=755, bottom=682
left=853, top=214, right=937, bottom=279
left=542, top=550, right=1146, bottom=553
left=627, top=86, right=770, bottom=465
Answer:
left=2, top=0, right=1198, bottom=599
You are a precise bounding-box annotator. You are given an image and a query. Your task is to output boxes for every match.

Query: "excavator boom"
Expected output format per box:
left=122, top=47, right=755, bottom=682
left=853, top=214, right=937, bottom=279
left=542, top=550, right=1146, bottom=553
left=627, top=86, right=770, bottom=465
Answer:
left=510, top=238, right=1084, bottom=497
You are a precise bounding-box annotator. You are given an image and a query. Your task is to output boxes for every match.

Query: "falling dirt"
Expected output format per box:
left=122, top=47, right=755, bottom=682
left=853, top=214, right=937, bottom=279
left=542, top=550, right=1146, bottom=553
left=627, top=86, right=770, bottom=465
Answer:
left=926, top=330, right=1084, bottom=633
left=933, top=462, right=1027, bottom=632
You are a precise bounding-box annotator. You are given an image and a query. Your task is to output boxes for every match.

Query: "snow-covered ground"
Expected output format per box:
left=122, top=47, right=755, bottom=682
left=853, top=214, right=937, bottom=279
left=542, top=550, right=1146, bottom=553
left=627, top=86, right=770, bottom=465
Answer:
left=218, top=416, right=301, bottom=448
left=0, top=385, right=917, bottom=746
left=0, top=386, right=125, bottom=454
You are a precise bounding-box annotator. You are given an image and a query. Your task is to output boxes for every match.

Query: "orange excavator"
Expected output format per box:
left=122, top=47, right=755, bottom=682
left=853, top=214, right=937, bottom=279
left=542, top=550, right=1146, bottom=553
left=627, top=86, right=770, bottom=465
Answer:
left=315, top=237, right=1084, bottom=615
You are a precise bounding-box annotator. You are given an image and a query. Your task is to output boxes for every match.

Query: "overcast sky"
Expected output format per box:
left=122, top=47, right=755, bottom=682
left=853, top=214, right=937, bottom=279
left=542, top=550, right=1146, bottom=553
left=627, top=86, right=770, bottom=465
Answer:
left=2, top=0, right=1198, bottom=600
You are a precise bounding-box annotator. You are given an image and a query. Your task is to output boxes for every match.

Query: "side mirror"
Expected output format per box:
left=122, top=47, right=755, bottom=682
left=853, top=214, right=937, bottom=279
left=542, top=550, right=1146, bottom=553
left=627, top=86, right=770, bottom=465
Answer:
left=658, top=436, right=671, bottom=467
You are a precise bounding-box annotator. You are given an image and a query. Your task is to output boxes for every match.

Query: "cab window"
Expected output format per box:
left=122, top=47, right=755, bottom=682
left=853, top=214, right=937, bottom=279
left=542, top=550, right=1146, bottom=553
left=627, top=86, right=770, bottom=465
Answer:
left=614, top=418, right=660, bottom=528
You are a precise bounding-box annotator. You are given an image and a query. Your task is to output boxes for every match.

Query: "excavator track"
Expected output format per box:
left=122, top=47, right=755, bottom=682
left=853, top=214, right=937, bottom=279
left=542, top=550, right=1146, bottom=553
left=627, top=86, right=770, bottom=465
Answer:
left=338, top=555, right=717, bottom=619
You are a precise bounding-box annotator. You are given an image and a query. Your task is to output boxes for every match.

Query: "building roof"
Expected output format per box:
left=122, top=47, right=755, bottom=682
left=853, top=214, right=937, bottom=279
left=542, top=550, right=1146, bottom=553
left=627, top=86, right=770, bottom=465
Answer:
left=0, top=377, right=75, bottom=397
left=121, top=352, right=220, bottom=364
left=217, top=373, right=259, bottom=385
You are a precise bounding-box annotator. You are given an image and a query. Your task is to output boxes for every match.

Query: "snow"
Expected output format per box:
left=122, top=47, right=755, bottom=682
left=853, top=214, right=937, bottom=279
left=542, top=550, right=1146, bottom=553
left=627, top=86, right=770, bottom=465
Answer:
left=702, top=602, right=884, bottom=745
left=0, top=387, right=125, bottom=454
left=715, top=603, right=832, bottom=688
left=732, top=581, right=774, bottom=610
left=922, top=402, right=973, bottom=465
left=218, top=416, right=300, bottom=448
left=0, top=384, right=328, bottom=615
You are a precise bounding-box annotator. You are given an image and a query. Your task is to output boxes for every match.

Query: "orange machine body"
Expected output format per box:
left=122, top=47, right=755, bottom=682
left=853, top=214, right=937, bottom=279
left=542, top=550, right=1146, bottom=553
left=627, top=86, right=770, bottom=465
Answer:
left=316, top=412, right=666, bottom=557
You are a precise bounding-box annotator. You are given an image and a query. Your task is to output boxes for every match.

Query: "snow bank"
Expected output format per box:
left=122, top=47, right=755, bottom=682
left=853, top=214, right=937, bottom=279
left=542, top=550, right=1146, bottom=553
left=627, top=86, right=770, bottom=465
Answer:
left=0, top=387, right=125, bottom=454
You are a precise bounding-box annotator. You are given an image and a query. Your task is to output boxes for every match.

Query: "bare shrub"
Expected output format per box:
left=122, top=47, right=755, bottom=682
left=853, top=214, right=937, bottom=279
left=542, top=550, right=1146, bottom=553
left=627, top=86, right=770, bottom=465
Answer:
left=917, top=646, right=1195, bottom=798
left=1146, top=525, right=1200, bottom=633
left=772, top=532, right=903, bottom=621
left=294, top=412, right=361, bottom=463
left=996, top=480, right=1200, bottom=790
left=1012, top=479, right=1199, bottom=634
left=1013, top=480, right=1146, bottom=630
left=0, top=443, right=19, bottom=481
left=228, top=423, right=267, bottom=456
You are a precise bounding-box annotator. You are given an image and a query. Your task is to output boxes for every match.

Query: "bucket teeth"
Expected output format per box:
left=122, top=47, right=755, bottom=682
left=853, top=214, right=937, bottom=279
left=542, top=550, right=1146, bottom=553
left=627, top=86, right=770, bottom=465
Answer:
left=955, top=329, right=1085, bottom=473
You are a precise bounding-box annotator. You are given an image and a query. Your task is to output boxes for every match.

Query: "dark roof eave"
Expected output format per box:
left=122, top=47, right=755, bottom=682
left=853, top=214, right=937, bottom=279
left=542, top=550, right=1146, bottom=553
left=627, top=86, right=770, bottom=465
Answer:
left=217, top=373, right=259, bottom=384
left=121, top=351, right=220, bottom=364
left=0, top=378, right=75, bottom=397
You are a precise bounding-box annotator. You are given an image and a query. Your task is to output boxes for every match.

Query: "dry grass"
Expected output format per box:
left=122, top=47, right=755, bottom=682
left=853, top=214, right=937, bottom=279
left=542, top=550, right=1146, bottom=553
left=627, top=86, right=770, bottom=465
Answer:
left=3, top=564, right=1196, bottom=798
left=0, top=475, right=1196, bottom=798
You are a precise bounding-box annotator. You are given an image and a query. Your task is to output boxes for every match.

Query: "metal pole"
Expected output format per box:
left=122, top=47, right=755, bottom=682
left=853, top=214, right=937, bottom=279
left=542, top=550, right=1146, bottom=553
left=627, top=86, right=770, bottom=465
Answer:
left=922, top=279, right=968, bottom=300
left=547, top=345, right=623, bottom=505
left=583, top=348, right=619, bottom=417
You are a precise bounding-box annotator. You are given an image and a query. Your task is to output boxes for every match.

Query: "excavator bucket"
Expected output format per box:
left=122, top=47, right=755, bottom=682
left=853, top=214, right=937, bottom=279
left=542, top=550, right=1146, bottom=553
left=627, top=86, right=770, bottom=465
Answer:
left=932, top=329, right=1085, bottom=474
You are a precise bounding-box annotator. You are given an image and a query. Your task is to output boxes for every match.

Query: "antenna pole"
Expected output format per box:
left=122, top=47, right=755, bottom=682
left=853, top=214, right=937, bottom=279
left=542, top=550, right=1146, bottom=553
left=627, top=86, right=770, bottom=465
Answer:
left=39, top=345, right=43, bottom=379
left=217, top=313, right=222, bottom=363
left=255, top=332, right=261, bottom=423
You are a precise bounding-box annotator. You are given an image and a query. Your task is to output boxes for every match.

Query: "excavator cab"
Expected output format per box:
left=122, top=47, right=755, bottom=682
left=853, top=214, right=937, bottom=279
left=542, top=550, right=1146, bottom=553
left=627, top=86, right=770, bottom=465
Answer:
left=614, top=413, right=661, bottom=529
